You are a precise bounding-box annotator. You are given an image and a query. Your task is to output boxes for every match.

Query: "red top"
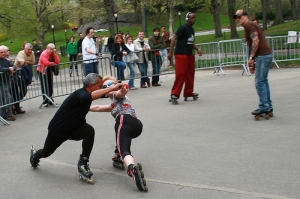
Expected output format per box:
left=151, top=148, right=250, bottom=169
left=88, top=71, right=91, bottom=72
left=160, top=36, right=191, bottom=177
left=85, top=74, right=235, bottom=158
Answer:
left=37, top=49, right=60, bottom=74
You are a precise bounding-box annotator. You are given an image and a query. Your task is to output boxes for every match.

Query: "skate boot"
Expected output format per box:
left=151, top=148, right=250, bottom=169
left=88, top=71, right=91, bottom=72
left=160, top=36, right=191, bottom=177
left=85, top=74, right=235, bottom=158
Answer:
left=251, top=109, right=272, bottom=120
left=169, top=94, right=178, bottom=105
left=184, top=93, right=198, bottom=101
left=75, top=68, right=78, bottom=76
left=78, top=155, right=94, bottom=185
left=127, top=163, right=148, bottom=192
left=112, top=152, right=124, bottom=170
left=30, top=145, right=39, bottom=168
left=69, top=68, right=72, bottom=77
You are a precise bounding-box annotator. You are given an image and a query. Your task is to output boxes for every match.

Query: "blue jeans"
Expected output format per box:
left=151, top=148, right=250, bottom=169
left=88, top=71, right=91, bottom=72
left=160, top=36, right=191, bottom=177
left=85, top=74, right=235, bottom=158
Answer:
left=84, top=62, right=98, bottom=76
left=113, top=61, right=126, bottom=80
left=254, top=52, right=273, bottom=110
left=151, top=56, right=162, bottom=84
left=137, top=61, right=150, bottom=86
left=126, top=62, right=136, bottom=88
left=21, top=65, right=33, bottom=85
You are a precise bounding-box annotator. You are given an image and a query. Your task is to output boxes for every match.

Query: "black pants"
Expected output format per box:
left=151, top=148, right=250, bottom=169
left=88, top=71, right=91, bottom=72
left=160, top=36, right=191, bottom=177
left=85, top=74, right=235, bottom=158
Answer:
left=69, top=54, right=78, bottom=70
left=114, top=114, right=143, bottom=158
left=11, top=73, right=27, bottom=111
left=34, top=123, right=95, bottom=160
left=38, top=68, right=53, bottom=104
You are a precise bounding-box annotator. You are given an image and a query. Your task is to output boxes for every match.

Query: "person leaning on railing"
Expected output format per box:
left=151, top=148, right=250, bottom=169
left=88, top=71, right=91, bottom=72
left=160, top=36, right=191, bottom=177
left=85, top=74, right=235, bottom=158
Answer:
left=37, top=43, right=60, bottom=107
left=0, top=45, right=17, bottom=121
left=12, top=43, right=35, bottom=114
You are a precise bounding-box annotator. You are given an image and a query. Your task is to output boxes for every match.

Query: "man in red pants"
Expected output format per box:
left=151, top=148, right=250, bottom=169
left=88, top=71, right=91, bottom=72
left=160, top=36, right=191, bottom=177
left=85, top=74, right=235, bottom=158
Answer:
left=168, top=12, right=202, bottom=102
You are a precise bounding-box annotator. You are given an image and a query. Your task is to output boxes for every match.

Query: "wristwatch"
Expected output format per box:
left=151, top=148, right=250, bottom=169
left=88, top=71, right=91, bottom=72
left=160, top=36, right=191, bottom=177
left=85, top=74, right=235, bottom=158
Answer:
left=249, top=56, right=255, bottom=60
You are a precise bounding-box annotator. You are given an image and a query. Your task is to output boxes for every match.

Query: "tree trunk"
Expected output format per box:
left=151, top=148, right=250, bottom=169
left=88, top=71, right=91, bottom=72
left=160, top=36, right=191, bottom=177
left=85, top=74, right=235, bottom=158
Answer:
left=272, top=0, right=284, bottom=25
left=169, top=0, right=174, bottom=37
left=211, top=0, right=222, bottom=38
left=242, top=0, right=247, bottom=11
left=261, top=0, right=268, bottom=30
left=297, top=0, right=300, bottom=19
left=290, top=0, right=297, bottom=20
left=227, top=0, right=238, bottom=38
left=103, top=0, right=115, bottom=36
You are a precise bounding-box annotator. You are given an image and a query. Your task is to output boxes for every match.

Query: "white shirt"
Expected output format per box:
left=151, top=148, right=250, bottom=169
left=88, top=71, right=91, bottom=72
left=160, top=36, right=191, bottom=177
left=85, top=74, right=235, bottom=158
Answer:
left=82, top=37, right=97, bottom=63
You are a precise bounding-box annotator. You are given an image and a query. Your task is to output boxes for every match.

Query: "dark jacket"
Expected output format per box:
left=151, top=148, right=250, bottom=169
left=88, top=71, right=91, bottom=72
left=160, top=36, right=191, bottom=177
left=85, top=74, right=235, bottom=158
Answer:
left=0, top=58, right=16, bottom=85
left=148, top=34, right=166, bottom=61
left=111, top=43, right=130, bottom=61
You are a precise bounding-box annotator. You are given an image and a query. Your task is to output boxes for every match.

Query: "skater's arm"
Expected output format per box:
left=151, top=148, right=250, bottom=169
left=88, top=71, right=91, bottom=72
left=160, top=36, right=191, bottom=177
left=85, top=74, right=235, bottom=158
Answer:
left=167, top=34, right=178, bottom=60
left=193, top=43, right=202, bottom=56
left=115, top=84, right=128, bottom=99
left=91, top=83, right=122, bottom=100
left=90, top=104, right=112, bottom=112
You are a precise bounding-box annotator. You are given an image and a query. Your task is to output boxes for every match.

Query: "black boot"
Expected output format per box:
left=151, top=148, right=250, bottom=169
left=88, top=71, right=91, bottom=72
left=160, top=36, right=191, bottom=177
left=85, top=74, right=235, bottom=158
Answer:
left=78, top=155, right=93, bottom=177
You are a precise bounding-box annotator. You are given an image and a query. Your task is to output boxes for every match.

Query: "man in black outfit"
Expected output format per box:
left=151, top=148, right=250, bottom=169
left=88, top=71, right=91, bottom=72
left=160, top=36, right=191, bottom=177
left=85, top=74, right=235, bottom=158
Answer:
left=77, top=32, right=84, bottom=58
left=30, top=73, right=123, bottom=181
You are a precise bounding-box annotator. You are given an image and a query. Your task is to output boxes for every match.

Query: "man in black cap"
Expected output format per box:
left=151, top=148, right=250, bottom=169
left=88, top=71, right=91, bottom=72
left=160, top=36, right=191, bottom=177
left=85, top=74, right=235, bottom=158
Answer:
left=233, top=9, right=274, bottom=118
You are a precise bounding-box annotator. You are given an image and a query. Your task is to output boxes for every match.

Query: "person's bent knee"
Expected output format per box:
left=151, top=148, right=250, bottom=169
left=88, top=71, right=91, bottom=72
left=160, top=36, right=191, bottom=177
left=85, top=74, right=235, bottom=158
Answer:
left=85, top=124, right=95, bottom=138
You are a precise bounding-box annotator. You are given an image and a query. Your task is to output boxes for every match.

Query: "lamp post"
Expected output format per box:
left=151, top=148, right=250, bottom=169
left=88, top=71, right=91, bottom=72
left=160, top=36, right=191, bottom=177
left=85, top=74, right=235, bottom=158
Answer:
left=64, top=29, right=67, bottom=40
left=114, top=11, right=118, bottom=35
left=51, top=24, right=56, bottom=46
left=178, top=11, right=181, bottom=27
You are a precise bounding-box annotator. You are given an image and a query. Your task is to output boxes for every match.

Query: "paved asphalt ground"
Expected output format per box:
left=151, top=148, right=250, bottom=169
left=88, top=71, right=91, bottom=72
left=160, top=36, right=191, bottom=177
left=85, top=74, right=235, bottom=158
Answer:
left=0, top=68, right=299, bottom=199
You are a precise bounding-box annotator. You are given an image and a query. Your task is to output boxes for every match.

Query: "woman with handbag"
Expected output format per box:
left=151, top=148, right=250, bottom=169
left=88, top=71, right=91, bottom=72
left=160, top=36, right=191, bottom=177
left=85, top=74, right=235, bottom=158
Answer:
left=111, top=34, right=130, bottom=81
left=37, top=43, right=60, bottom=107
left=125, top=36, right=138, bottom=90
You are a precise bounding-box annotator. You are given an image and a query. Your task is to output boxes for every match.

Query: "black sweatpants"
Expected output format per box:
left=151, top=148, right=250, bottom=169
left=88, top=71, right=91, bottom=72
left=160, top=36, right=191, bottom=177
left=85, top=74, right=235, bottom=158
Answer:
left=114, top=114, right=143, bottom=158
left=34, top=123, right=95, bottom=160
left=38, top=67, right=53, bottom=104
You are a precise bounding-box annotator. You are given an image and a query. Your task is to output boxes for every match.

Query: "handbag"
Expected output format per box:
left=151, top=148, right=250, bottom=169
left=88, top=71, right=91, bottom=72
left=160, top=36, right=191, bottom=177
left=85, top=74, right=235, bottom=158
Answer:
left=124, top=52, right=139, bottom=63
left=49, top=55, right=59, bottom=76
left=51, top=64, right=59, bottom=76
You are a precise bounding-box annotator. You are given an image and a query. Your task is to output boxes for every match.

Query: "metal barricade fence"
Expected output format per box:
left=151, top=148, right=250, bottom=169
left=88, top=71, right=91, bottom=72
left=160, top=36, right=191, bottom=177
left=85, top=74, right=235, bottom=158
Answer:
left=0, top=67, right=45, bottom=125
left=2, top=35, right=298, bottom=125
left=111, top=49, right=173, bottom=85
left=266, top=35, right=300, bottom=68
left=218, top=39, right=249, bottom=76
left=45, top=57, right=113, bottom=105
left=0, top=57, right=114, bottom=125
left=195, top=42, right=220, bottom=71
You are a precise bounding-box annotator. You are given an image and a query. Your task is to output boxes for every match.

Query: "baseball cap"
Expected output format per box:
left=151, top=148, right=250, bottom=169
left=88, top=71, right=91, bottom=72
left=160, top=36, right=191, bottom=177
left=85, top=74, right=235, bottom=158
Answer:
left=233, top=9, right=248, bottom=19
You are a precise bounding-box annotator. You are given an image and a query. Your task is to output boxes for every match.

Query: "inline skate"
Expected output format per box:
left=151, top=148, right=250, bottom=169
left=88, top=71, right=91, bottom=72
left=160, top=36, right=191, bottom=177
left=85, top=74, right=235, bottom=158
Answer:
left=78, top=155, right=94, bottom=185
left=30, top=144, right=39, bottom=168
left=127, top=163, right=148, bottom=192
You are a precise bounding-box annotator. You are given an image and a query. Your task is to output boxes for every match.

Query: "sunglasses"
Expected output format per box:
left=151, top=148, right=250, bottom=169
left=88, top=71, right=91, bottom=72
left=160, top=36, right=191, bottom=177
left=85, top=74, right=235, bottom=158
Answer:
left=236, top=16, right=242, bottom=19
left=102, top=81, right=115, bottom=88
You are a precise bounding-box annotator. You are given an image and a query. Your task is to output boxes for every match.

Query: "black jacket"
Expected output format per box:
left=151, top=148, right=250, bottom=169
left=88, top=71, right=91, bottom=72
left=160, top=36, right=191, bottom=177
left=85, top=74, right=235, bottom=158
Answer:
left=0, top=58, right=16, bottom=86
left=111, top=43, right=130, bottom=61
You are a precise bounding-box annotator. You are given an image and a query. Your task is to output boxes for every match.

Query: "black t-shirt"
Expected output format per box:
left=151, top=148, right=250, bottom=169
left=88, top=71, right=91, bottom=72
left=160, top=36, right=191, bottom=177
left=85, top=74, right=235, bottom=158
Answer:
left=77, top=38, right=83, bottom=53
left=174, top=24, right=195, bottom=55
left=48, top=87, right=93, bottom=138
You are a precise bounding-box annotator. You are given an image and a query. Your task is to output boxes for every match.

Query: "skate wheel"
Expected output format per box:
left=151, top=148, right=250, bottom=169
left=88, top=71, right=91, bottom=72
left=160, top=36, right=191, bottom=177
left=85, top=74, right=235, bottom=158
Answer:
left=269, top=112, right=274, bottom=117
left=265, top=114, right=270, bottom=120
left=142, top=178, right=146, bottom=186
left=144, top=186, right=148, bottom=192
left=184, top=98, right=187, bottom=101
left=140, top=170, right=144, bottom=178
left=137, top=163, right=142, bottom=170
left=254, top=115, right=260, bottom=120
left=169, top=99, right=171, bottom=102
left=89, top=177, right=94, bottom=185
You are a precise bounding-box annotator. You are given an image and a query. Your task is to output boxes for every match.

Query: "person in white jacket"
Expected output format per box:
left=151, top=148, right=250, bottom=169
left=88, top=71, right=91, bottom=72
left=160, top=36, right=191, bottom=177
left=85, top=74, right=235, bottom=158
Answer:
left=133, top=31, right=151, bottom=88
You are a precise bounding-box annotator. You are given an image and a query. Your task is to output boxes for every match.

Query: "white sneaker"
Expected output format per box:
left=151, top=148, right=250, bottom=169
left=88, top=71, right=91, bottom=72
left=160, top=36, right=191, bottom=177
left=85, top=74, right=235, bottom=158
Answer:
left=130, top=86, right=138, bottom=90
